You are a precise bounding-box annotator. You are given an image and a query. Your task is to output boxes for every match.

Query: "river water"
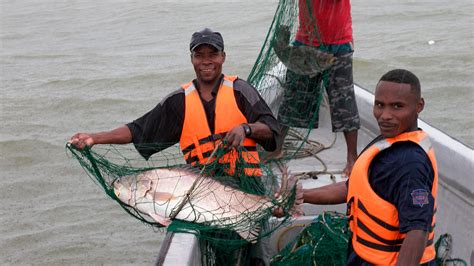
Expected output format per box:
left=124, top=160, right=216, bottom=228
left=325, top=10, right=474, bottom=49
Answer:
left=1, top=0, right=472, bottom=264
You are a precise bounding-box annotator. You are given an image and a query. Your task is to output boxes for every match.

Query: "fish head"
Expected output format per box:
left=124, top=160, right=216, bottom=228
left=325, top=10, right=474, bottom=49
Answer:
left=113, top=176, right=133, bottom=205
left=113, top=174, right=153, bottom=206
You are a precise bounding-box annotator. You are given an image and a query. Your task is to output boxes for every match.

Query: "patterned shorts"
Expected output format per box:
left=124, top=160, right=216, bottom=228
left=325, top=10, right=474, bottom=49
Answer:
left=277, top=43, right=360, bottom=132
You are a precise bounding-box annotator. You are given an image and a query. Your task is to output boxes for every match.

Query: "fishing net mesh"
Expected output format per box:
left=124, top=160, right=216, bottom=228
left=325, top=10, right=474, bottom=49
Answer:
left=271, top=212, right=350, bottom=266
left=67, top=0, right=470, bottom=264
left=67, top=142, right=297, bottom=265
left=67, top=0, right=346, bottom=264
left=248, top=0, right=335, bottom=165
left=270, top=212, right=468, bottom=266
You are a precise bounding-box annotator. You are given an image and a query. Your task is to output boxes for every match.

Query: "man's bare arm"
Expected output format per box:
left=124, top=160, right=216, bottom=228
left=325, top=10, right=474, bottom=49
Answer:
left=248, top=121, right=273, bottom=140
left=303, top=181, right=348, bottom=205
left=396, top=229, right=428, bottom=266
left=69, top=125, right=132, bottom=149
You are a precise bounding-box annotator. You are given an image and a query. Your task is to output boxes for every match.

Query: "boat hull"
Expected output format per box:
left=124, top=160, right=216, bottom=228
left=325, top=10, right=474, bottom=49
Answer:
left=156, top=84, right=474, bottom=265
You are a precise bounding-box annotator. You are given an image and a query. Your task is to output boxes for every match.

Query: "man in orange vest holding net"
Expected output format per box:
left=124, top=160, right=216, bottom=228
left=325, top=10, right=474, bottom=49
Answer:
left=69, top=28, right=279, bottom=178
left=70, top=28, right=280, bottom=264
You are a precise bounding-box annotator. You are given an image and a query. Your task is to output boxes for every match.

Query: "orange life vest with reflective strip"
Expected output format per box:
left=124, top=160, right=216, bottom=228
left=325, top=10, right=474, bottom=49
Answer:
left=347, top=130, right=438, bottom=265
left=179, top=75, right=262, bottom=177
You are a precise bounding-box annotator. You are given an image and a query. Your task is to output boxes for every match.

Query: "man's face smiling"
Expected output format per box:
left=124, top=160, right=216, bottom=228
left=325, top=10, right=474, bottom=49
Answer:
left=191, top=44, right=225, bottom=84
left=373, top=80, right=424, bottom=138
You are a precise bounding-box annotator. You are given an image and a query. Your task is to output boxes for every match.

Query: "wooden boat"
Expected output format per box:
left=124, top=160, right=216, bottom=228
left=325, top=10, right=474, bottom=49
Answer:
left=156, top=83, right=474, bottom=265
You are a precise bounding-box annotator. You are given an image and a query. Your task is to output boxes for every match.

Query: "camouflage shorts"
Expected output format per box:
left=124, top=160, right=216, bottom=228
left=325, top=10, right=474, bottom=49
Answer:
left=278, top=44, right=360, bottom=132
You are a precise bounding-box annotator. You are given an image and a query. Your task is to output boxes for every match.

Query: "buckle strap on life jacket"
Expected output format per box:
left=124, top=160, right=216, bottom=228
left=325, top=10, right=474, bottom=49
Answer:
left=186, top=150, right=216, bottom=164
left=219, top=162, right=261, bottom=169
left=185, top=146, right=258, bottom=164
left=182, top=132, right=227, bottom=155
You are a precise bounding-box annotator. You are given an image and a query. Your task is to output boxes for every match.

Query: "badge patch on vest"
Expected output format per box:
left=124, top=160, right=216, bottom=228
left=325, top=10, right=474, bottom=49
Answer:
left=411, top=189, right=429, bottom=207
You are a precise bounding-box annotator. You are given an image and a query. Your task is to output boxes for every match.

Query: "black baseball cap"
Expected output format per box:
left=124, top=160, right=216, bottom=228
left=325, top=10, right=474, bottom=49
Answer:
left=190, top=28, right=224, bottom=52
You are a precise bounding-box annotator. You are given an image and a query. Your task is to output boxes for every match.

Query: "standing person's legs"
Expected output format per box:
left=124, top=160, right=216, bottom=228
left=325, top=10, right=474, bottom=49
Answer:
left=343, top=130, right=358, bottom=176
left=269, top=69, right=323, bottom=159
left=326, top=50, right=360, bottom=177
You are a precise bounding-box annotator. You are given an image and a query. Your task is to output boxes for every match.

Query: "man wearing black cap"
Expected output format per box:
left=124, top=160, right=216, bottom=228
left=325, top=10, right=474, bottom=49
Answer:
left=70, top=27, right=278, bottom=171
left=69, top=28, right=279, bottom=264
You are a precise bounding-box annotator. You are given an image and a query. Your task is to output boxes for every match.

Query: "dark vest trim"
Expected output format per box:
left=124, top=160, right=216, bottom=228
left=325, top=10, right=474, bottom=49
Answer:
left=185, top=148, right=260, bottom=165
left=427, top=223, right=435, bottom=233
left=356, top=236, right=401, bottom=252
left=182, top=133, right=227, bottom=155
left=358, top=200, right=399, bottom=231
left=218, top=162, right=261, bottom=169
left=237, top=146, right=257, bottom=152
left=235, top=162, right=261, bottom=168
left=356, top=234, right=433, bottom=253
left=186, top=150, right=215, bottom=164
left=347, top=196, right=354, bottom=216
left=357, top=219, right=404, bottom=246
left=426, top=238, right=434, bottom=246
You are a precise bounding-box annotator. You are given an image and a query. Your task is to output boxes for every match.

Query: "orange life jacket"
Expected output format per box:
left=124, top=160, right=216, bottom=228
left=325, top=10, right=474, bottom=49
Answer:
left=347, top=130, right=438, bottom=265
left=179, top=75, right=262, bottom=177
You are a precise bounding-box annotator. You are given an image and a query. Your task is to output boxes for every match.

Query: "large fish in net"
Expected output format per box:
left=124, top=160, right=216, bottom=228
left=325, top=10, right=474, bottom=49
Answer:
left=113, top=166, right=302, bottom=242
left=66, top=143, right=302, bottom=244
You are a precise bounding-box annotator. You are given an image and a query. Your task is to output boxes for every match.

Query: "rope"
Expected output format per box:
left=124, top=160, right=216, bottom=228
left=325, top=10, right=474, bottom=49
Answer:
left=434, top=233, right=468, bottom=266
left=276, top=224, right=307, bottom=252
left=279, top=127, right=340, bottom=179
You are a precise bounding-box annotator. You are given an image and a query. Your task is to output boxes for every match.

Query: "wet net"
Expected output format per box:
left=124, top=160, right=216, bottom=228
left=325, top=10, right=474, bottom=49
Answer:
left=270, top=212, right=468, bottom=266
left=271, top=212, right=350, bottom=265
left=248, top=0, right=337, bottom=167
left=67, top=0, right=346, bottom=264
left=66, top=142, right=300, bottom=265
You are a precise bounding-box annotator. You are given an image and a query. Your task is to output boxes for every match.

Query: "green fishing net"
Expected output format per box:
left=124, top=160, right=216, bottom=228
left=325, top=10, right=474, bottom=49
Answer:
left=67, top=142, right=298, bottom=265
left=271, top=212, right=350, bottom=266
left=248, top=0, right=335, bottom=163
left=270, top=212, right=468, bottom=266
left=67, top=0, right=339, bottom=264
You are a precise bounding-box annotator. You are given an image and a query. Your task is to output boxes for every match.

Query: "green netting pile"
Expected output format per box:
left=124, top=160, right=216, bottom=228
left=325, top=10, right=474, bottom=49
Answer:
left=271, top=212, right=350, bottom=265
left=248, top=0, right=335, bottom=163
left=270, top=213, right=468, bottom=266
left=67, top=142, right=299, bottom=265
